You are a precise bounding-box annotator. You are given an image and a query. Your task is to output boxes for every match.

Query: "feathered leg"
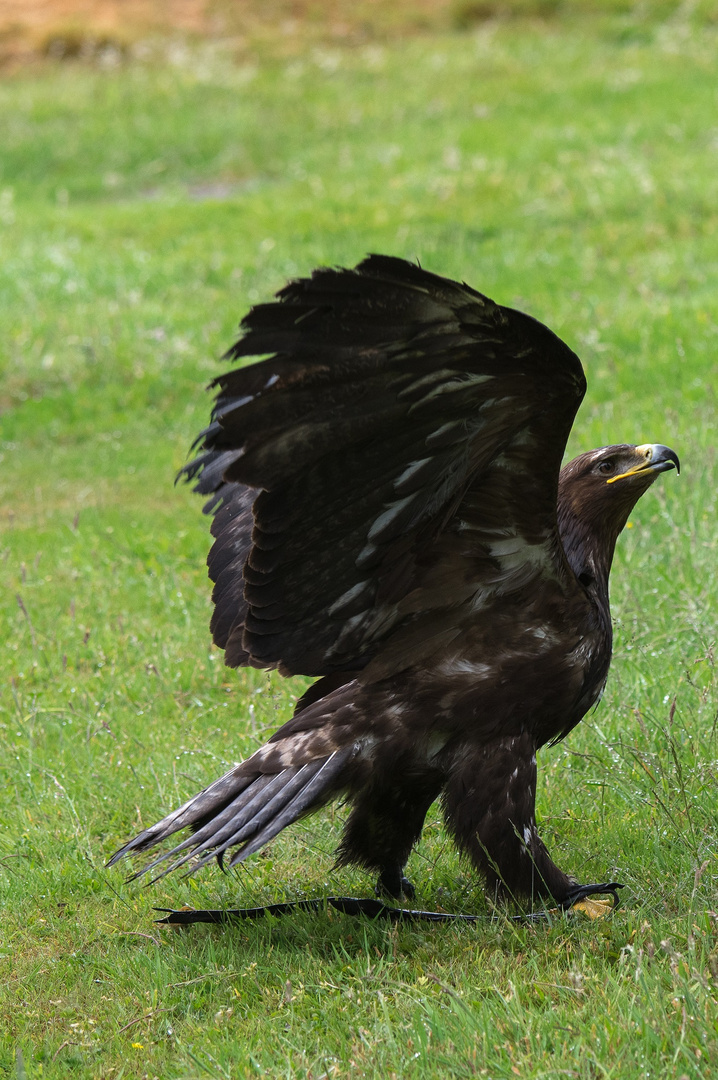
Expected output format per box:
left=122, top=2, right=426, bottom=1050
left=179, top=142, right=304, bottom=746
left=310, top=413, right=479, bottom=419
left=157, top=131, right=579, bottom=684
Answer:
left=335, top=768, right=444, bottom=899
left=442, top=733, right=576, bottom=904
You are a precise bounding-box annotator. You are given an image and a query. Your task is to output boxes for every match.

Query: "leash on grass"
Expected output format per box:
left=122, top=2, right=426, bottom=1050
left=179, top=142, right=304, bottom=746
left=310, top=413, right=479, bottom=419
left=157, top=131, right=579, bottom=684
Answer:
left=154, top=886, right=623, bottom=927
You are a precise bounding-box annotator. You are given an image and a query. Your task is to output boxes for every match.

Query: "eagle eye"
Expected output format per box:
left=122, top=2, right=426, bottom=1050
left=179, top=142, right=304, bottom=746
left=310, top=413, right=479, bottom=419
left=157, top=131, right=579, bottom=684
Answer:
left=597, top=459, right=616, bottom=475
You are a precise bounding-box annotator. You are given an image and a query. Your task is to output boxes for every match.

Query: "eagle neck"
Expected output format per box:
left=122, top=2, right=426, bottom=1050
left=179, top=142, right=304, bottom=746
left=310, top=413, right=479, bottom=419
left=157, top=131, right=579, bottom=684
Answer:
left=557, top=504, right=618, bottom=635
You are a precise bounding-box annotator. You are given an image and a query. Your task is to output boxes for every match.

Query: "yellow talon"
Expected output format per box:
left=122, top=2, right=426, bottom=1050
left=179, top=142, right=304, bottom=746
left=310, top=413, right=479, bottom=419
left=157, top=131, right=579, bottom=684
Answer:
left=569, top=896, right=616, bottom=919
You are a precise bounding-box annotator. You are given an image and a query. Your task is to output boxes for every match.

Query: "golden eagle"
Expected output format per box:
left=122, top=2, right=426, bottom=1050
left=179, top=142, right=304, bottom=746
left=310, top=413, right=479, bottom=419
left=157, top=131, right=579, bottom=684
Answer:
left=109, top=256, right=678, bottom=910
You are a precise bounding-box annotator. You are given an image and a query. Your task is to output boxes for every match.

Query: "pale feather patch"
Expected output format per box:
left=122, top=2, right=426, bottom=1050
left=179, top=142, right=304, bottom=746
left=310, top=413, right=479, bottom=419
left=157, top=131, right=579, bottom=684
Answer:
left=487, top=536, right=557, bottom=592
left=328, top=580, right=371, bottom=618
left=356, top=542, right=378, bottom=568
left=325, top=604, right=399, bottom=660
left=568, top=637, right=595, bottom=664
left=393, top=457, right=433, bottom=490
left=526, top=625, right=558, bottom=651
left=408, top=372, right=494, bottom=410
left=425, top=420, right=466, bottom=448
left=488, top=536, right=552, bottom=565
left=367, top=493, right=418, bottom=542
left=272, top=730, right=336, bottom=768
left=438, top=657, right=494, bottom=679
left=396, top=369, right=457, bottom=398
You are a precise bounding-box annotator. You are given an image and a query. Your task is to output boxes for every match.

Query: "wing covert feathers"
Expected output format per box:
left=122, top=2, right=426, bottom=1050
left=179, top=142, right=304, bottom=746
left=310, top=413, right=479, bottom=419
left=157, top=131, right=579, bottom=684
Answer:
left=182, top=255, right=586, bottom=680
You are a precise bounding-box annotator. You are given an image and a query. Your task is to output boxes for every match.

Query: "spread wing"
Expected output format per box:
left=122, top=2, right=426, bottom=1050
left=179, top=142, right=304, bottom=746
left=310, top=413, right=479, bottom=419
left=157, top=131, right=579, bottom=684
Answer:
left=183, top=255, right=586, bottom=678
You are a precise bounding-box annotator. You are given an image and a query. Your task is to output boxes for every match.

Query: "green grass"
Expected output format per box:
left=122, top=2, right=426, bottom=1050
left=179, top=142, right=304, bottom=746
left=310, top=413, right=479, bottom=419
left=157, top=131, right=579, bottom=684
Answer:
left=1, top=9, right=718, bottom=1078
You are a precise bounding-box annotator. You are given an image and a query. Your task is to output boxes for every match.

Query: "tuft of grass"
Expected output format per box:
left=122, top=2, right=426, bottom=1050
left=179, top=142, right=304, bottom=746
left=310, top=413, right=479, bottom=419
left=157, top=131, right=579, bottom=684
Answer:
left=1, top=11, right=717, bottom=1079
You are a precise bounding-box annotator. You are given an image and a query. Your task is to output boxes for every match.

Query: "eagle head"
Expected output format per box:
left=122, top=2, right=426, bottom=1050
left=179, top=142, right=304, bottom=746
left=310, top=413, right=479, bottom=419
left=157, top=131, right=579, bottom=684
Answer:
left=558, top=443, right=680, bottom=583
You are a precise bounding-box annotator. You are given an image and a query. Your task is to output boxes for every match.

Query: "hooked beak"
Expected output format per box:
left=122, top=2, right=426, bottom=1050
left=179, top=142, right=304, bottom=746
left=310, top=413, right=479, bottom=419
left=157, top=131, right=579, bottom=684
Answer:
left=606, top=443, right=681, bottom=484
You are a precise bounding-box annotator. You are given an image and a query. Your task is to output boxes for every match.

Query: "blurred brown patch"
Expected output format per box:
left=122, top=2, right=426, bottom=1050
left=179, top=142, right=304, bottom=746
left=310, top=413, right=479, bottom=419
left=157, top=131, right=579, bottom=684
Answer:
left=0, top=0, right=462, bottom=68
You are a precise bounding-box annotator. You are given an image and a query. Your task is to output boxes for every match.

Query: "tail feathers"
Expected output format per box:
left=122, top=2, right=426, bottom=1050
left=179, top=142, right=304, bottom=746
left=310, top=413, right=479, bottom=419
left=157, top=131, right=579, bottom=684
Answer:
left=107, top=748, right=352, bottom=883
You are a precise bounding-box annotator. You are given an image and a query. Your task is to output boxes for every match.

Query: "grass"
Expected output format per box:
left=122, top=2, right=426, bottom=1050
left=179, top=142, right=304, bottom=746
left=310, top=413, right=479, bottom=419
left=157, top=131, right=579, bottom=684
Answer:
left=1, top=7, right=718, bottom=1078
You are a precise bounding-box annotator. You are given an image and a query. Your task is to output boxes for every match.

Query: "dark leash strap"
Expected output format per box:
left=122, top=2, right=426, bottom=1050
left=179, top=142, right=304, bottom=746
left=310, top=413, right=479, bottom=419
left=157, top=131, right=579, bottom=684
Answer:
left=156, top=897, right=482, bottom=925
left=155, top=886, right=623, bottom=926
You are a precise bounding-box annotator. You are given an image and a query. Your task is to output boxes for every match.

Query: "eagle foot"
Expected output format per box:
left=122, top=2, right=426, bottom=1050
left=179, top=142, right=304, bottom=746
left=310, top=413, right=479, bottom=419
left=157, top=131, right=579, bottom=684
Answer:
left=560, top=881, right=624, bottom=913
left=376, top=870, right=416, bottom=901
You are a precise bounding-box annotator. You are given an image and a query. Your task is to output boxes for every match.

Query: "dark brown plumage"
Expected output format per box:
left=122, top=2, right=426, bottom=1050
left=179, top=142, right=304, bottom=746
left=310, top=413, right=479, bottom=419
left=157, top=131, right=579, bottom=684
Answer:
left=108, top=255, right=679, bottom=909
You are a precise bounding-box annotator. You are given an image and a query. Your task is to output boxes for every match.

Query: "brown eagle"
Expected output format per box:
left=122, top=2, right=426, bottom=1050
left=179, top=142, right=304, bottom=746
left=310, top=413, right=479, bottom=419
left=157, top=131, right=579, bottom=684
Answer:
left=109, top=256, right=678, bottom=910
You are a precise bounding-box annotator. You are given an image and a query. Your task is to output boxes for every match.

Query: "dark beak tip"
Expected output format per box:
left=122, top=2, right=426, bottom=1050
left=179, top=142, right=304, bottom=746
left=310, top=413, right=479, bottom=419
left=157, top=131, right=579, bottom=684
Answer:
left=653, top=444, right=680, bottom=476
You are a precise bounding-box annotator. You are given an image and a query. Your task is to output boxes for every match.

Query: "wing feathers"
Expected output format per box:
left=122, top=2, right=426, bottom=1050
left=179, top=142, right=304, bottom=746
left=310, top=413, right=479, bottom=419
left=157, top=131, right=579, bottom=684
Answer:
left=228, top=751, right=352, bottom=865
left=105, top=768, right=255, bottom=866
left=109, top=748, right=354, bottom=882
left=180, top=255, right=585, bottom=677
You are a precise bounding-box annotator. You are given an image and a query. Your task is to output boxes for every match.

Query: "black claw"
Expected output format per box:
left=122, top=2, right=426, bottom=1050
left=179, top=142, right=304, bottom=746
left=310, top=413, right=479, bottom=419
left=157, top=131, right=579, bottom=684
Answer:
left=560, top=881, right=624, bottom=911
left=376, top=871, right=416, bottom=900
left=399, top=876, right=416, bottom=900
